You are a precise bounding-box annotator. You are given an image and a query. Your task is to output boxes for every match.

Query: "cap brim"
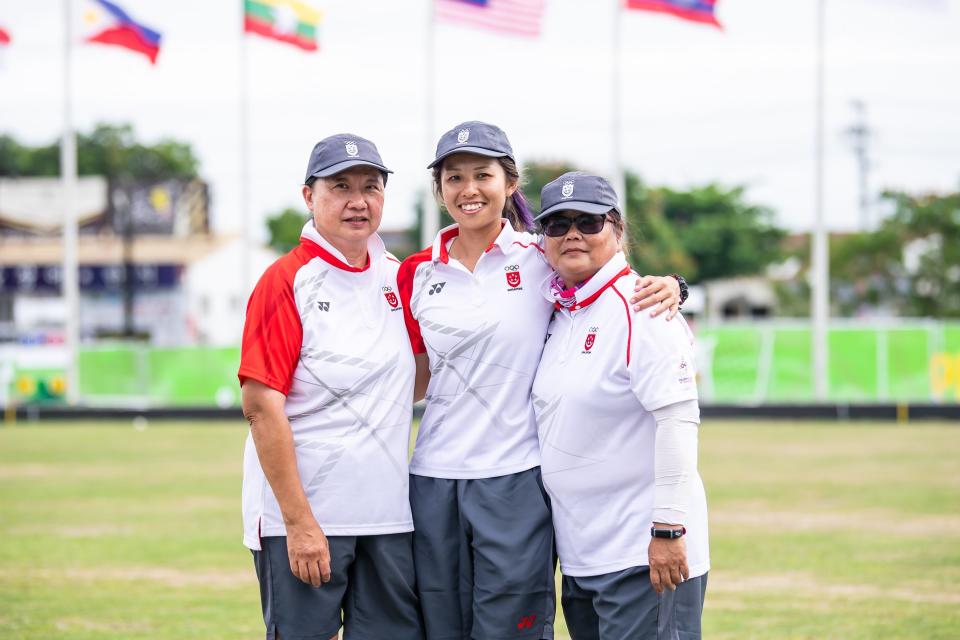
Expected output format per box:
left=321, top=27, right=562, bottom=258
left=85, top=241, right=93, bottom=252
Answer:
left=534, top=201, right=618, bottom=221
left=426, top=147, right=510, bottom=169
left=309, top=159, right=393, bottom=182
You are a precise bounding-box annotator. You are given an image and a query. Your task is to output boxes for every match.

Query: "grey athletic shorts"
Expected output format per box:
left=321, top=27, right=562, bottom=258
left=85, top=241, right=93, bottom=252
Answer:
left=252, top=533, right=424, bottom=640
left=562, top=567, right=707, bottom=640
left=410, top=467, right=556, bottom=640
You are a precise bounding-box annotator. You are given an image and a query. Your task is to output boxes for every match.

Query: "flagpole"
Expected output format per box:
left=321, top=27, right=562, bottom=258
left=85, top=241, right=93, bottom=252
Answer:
left=62, top=0, right=80, bottom=405
left=812, top=0, right=829, bottom=400
left=611, top=0, right=625, bottom=204
left=422, top=0, right=439, bottom=249
left=239, top=7, right=253, bottom=296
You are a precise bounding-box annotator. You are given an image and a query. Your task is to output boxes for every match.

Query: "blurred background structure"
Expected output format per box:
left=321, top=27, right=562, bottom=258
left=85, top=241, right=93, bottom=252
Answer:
left=0, top=0, right=958, bottom=411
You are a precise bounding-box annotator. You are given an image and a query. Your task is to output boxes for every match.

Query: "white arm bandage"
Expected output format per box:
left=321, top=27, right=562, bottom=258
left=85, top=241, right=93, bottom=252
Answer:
left=651, top=399, right=701, bottom=526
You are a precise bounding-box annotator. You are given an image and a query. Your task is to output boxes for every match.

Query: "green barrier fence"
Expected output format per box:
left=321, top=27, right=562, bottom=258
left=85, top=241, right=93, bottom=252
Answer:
left=6, top=322, right=960, bottom=406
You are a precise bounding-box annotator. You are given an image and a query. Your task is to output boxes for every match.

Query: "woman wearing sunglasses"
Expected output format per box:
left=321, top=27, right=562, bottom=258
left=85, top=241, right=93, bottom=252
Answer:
left=397, top=123, right=686, bottom=639
left=531, top=172, right=709, bottom=639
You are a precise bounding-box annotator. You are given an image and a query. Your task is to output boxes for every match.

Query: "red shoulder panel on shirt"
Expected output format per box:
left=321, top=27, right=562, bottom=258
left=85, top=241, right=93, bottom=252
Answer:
left=237, top=246, right=311, bottom=395
left=397, top=248, right=433, bottom=354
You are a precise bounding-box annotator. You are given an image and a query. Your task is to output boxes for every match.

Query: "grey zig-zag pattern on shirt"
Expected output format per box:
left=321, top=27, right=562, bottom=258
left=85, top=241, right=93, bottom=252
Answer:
left=296, top=270, right=329, bottom=318
left=409, top=262, right=436, bottom=318
left=294, top=353, right=406, bottom=493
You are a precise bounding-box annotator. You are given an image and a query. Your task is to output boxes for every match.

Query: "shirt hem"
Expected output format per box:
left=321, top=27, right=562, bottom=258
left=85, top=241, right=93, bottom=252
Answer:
left=561, top=556, right=710, bottom=579
left=643, top=392, right=700, bottom=413
left=409, top=459, right=539, bottom=480
left=244, top=520, right=414, bottom=549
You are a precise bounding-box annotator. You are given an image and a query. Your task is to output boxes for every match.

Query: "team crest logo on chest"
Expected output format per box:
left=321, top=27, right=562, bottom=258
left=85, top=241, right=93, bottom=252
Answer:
left=344, top=141, right=359, bottom=157
left=457, top=129, right=470, bottom=144
left=382, top=286, right=401, bottom=311
left=583, top=326, right=598, bottom=353
left=505, top=264, right=522, bottom=290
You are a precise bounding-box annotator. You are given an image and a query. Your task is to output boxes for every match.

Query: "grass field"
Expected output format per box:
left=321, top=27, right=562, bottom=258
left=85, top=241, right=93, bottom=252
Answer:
left=1, top=419, right=958, bottom=639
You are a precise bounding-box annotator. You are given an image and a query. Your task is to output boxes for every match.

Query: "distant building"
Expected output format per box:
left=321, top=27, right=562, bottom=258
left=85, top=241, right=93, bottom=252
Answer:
left=0, top=176, right=218, bottom=346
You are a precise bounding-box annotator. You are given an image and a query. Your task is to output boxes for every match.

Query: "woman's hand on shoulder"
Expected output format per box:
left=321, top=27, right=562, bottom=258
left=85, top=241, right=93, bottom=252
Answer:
left=631, top=275, right=681, bottom=320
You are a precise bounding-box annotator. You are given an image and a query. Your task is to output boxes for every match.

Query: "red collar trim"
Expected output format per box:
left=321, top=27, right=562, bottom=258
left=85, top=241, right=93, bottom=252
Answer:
left=300, top=236, right=371, bottom=272
left=554, top=267, right=631, bottom=311
left=437, top=226, right=461, bottom=264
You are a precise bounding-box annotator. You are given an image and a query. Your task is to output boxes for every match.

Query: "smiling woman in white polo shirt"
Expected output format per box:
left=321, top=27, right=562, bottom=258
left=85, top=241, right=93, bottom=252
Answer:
left=530, top=172, right=709, bottom=639
left=397, top=123, right=687, bottom=640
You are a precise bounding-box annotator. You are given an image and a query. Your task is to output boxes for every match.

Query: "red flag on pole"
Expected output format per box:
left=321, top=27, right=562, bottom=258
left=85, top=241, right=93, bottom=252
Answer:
left=625, top=0, right=722, bottom=29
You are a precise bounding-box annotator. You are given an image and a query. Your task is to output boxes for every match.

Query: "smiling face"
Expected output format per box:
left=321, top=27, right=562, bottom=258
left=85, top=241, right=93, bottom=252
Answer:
left=438, top=153, right=517, bottom=236
left=302, top=166, right=385, bottom=255
left=543, top=211, right=622, bottom=287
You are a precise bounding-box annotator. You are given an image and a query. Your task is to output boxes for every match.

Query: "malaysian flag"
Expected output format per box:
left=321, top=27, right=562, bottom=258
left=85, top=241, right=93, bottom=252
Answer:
left=435, top=0, right=547, bottom=38
left=625, top=0, right=722, bottom=29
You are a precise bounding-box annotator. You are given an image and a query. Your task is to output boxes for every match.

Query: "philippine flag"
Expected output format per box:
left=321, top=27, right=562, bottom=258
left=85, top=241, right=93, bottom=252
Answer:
left=83, top=0, right=162, bottom=64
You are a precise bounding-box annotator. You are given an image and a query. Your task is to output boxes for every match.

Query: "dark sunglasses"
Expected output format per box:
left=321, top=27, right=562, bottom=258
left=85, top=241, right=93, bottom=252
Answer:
left=540, top=213, right=609, bottom=237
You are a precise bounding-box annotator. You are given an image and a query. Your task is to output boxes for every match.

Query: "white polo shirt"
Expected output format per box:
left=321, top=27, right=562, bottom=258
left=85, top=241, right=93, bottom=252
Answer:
left=397, top=221, right=554, bottom=479
left=237, top=220, right=415, bottom=550
left=531, top=251, right=709, bottom=578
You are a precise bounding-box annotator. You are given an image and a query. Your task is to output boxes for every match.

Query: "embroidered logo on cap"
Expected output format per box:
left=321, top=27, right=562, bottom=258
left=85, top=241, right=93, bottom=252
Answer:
left=561, top=180, right=575, bottom=198
left=457, top=129, right=470, bottom=144
left=344, top=141, right=359, bottom=157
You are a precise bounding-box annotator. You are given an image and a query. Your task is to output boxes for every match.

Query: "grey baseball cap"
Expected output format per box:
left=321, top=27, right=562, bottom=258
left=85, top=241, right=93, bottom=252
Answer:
left=427, top=121, right=515, bottom=169
left=535, top=171, right=622, bottom=221
left=304, top=133, right=393, bottom=184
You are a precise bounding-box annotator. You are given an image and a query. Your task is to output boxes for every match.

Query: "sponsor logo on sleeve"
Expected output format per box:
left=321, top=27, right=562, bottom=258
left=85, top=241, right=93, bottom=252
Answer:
left=504, top=265, right=522, bottom=291
left=678, top=356, right=693, bottom=384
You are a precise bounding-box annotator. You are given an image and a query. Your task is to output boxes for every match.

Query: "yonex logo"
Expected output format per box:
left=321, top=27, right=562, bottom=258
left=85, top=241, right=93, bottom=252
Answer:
left=344, top=141, right=359, bottom=157
left=429, top=282, right=446, bottom=295
left=517, top=615, right=537, bottom=630
left=317, top=301, right=331, bottom=311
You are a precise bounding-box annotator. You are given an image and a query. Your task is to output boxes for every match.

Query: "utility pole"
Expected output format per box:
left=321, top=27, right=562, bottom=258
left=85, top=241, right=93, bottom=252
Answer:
left=844, top=100, right=873, bottom=230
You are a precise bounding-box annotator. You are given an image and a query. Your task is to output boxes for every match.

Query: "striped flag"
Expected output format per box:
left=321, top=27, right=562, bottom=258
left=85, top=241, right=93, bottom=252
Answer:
left=244, top=0, right=322, bottom=51
left=435, top=0, right=547, bottom=38
left=625, top=0, right=722, bottom=29
left=82, top=0, right=162, bottom=64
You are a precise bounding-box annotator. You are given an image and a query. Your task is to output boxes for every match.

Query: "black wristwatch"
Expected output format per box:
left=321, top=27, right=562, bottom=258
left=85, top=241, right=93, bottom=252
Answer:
left=650, top=526, right=686, bottom=539
left=670, top=274, right=689, bottom=307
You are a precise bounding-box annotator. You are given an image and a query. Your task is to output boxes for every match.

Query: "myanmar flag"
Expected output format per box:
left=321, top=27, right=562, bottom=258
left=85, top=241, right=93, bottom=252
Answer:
left=244, top=0, right=322, bottom=51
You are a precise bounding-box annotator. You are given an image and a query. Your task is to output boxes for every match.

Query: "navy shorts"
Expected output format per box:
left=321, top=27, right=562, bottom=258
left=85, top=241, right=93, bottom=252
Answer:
left=562, top=567, right=707, bottom=640
left=410, top=467, right=556, bottom=640
left=252, top=533, right=424, bottom=640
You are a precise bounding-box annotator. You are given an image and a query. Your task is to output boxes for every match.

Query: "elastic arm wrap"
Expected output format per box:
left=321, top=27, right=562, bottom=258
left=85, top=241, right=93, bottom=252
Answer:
left=651, top=398, right=700, bottom=526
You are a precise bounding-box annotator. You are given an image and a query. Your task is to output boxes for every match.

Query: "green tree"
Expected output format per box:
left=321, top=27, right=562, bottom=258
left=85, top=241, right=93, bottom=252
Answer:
left=266, top=208, right=308, bottom=253
left=831, top=188, right=960, bottom=317
left=649, top=183, right=785, bottom=283
left=0, top=123, right=199, bottom=180
left=520, top=162, right=781, bottom=282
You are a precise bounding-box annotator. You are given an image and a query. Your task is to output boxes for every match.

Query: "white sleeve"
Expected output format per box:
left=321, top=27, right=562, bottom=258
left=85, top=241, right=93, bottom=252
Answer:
left=651, top=398, right=700, bottom=526
left=629, top=313, right=698, bottom=411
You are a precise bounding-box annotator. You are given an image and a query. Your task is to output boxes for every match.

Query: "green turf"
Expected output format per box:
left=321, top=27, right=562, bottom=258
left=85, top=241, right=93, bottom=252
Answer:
left=1, top=420, right=958, bottom=639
